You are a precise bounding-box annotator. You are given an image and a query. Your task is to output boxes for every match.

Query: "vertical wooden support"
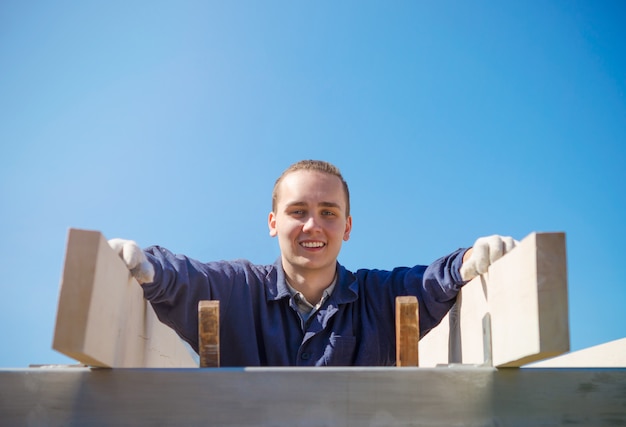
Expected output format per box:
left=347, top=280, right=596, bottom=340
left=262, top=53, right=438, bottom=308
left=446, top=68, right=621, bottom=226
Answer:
left=395, top=296, right=419, bottom=367
left=198, top=301, right=220, bottom=368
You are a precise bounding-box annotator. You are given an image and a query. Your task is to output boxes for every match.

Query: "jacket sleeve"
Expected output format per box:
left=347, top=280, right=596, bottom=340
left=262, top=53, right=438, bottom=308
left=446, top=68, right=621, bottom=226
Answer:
left=410, top=247, right=468, bottom=337
left=139, top=246, right=237, bottom=352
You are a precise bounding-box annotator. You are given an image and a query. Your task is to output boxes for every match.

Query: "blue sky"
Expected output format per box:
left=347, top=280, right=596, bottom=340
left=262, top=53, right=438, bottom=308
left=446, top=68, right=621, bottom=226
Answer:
left=0, top=1, right=624, bottom=367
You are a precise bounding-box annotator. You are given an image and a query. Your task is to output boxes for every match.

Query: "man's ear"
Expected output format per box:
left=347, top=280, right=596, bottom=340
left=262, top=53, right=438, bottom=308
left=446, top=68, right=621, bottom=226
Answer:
left=343, top=215, right=352, bottom=241
left=268, top=212, right=277, bottom=237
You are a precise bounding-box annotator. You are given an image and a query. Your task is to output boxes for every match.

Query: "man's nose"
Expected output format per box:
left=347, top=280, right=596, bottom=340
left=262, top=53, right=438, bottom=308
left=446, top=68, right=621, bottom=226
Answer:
left=302, top=215, right=320, bottom=232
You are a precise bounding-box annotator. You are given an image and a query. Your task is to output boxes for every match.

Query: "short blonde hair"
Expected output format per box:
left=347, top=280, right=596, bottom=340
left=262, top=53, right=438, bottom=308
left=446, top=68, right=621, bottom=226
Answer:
left=272, top=160, right=350, bottom=217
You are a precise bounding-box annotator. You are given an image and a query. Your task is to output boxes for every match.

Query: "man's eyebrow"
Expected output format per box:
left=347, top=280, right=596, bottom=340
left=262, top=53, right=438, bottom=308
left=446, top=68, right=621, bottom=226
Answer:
left=285, top=201, right=307, bottom=208
left=284, top=201, right=342, bottom=209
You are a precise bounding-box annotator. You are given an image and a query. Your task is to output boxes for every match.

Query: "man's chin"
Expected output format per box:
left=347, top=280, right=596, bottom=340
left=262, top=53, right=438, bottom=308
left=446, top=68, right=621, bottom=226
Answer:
left=289, top=256, right=332, bottom=271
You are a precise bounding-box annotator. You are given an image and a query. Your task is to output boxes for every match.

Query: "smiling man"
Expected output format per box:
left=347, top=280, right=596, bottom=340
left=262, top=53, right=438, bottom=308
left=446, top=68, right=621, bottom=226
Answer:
left=269, top=162, right=352, bottom=308
left=110, top=160, right=516, bottom=366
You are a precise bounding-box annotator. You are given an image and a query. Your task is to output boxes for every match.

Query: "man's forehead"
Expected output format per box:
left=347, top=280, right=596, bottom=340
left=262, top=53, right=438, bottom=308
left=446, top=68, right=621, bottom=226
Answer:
left=277, top=171, right=346, bottom=202
left=280, top=170, right=341, bottom=189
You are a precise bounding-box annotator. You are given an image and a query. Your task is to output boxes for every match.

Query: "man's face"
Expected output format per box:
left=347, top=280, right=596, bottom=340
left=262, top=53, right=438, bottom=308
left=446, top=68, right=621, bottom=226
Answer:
left=269, top=170, right=352, bottom=279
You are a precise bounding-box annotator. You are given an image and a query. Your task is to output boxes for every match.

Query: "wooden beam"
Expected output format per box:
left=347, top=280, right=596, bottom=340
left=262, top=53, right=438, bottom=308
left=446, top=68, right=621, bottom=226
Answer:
left=528, top=337, right=626, bottom=368
left=419, top=232, right=569, bottom=367
left=395, top=296, right=419, bottom=366
left=198, top=301, right=220, bottom=368
left=52, top=228, right=197, bottom=368
left=2, top=367, right=625, bottom=425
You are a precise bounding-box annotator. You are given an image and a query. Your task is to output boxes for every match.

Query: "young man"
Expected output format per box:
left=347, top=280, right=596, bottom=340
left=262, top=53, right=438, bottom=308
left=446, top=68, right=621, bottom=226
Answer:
left=110, top=160, right=516, bottom=366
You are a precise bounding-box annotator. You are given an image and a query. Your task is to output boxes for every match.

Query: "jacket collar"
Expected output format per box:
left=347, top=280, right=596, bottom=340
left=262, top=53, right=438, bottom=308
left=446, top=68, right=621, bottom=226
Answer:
left=265, top=258, right=359, bottom=305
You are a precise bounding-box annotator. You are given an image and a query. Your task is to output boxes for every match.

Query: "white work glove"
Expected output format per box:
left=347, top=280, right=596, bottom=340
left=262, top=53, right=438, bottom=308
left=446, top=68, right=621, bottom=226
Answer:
left=459, top=235, right=518, bottom=281
left=108, top=238, right=155, bottom=284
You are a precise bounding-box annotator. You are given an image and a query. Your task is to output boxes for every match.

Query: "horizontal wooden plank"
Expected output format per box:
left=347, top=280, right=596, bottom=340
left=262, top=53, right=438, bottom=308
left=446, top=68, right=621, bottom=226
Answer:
left=528, top=337, right=626, bottom=368
left=419, top=232, right=569, bottom=367
left=1, top=367, right=625, bottom=426
left=52, top=228, right=197, bottom=368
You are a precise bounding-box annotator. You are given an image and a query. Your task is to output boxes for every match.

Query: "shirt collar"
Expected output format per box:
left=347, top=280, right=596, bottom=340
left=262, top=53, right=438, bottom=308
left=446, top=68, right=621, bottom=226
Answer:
left=266, top=258, right=359, bottom=304
left=285, top=276, right=337, bottom=313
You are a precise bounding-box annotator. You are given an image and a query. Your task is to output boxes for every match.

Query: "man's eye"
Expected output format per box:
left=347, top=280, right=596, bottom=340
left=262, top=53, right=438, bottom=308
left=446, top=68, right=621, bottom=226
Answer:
left=290, top=210, right=305, bottom=215
left=322, top=210, right=336, bottom=216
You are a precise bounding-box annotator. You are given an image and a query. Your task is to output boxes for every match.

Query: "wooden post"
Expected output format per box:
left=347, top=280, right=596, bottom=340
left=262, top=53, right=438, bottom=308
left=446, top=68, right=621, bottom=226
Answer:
left=395, top=296, right=419, bottom=367
left=198, top=301, right=220, bottom=368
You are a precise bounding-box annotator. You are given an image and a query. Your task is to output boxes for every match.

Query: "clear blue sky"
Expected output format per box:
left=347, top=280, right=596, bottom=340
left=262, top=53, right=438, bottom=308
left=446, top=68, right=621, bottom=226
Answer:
left=1, top=1, right=624, bottom=367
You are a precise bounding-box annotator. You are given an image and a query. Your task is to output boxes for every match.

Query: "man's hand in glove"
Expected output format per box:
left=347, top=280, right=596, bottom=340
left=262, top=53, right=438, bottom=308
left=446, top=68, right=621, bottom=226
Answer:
left=108, top=238, right=155, bottom=284
left=460, top=235, right=518, bottom=281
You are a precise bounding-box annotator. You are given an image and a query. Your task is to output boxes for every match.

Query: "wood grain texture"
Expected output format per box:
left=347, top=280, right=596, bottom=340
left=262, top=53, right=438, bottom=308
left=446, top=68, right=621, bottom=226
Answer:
left=52, top=228, right=197, bottom=368
left=419, top=232, right=569, bottom=367
left=395, top=296, right=419, bottom=367
left=198, top=301, right=220, bottom=368
left=2, top=367, right=625, bottom=426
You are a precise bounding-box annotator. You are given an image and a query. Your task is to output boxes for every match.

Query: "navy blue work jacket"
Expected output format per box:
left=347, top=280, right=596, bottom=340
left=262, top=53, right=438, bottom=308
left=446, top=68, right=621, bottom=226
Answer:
left=142, top=247, right=467, bottom=366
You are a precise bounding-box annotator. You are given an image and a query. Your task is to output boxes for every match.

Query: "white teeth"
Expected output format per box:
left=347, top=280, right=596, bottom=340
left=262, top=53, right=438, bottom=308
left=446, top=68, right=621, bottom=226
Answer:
left=301, top=241, right=325, bottom=248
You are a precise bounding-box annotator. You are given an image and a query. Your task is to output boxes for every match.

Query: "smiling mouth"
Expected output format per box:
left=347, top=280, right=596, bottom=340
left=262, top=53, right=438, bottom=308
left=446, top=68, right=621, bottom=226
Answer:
left=300, top=241, right=325, bottom=248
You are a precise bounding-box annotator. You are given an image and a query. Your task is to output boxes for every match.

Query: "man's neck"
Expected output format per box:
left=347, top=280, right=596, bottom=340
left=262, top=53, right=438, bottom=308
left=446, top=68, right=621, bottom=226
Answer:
left=282, top=264, right=337, bottom=305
